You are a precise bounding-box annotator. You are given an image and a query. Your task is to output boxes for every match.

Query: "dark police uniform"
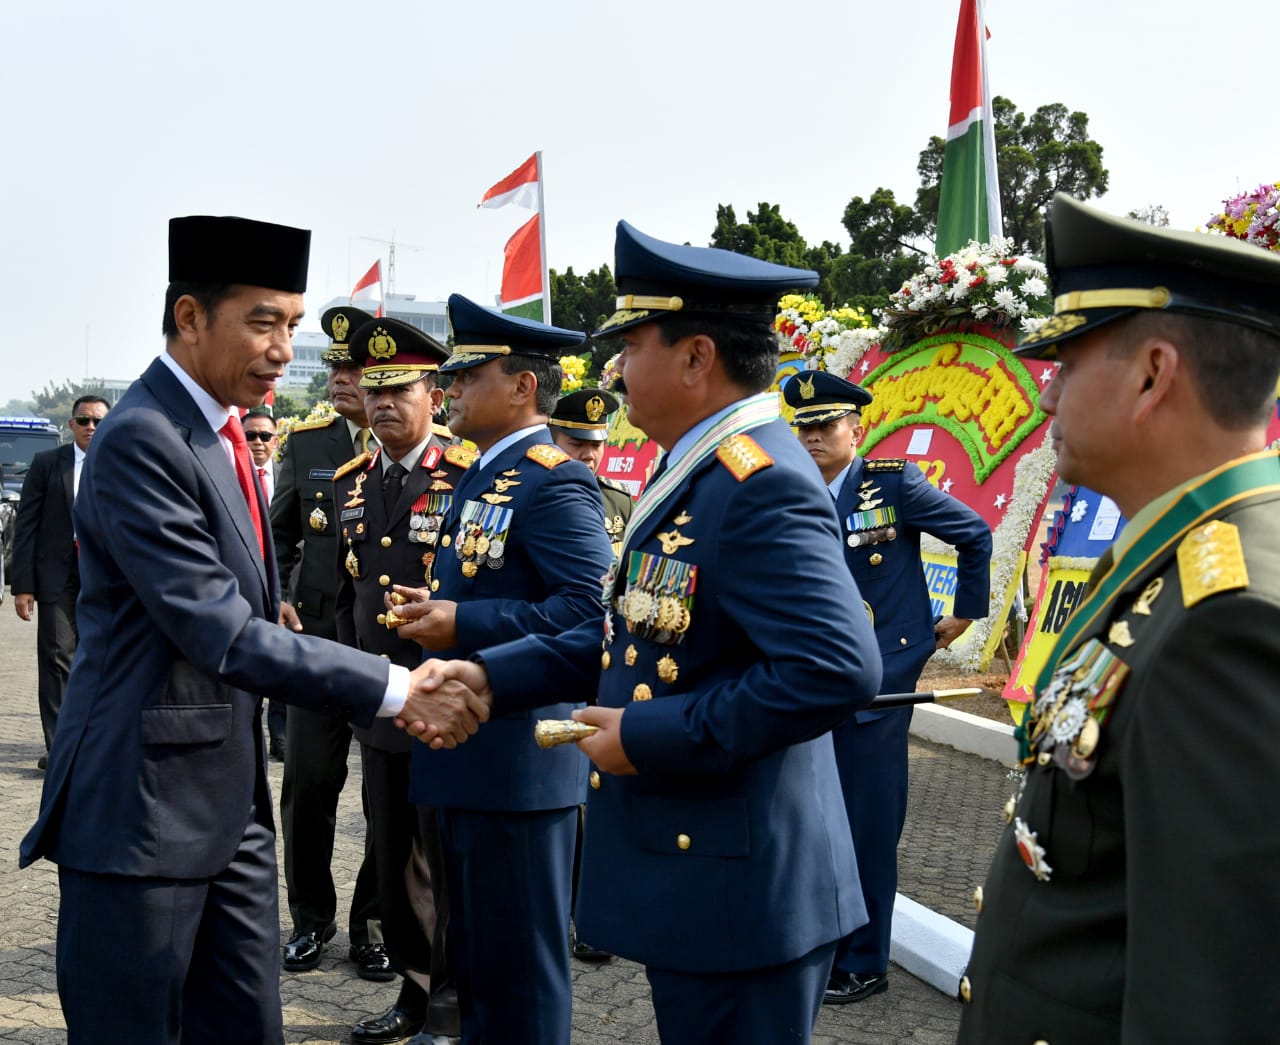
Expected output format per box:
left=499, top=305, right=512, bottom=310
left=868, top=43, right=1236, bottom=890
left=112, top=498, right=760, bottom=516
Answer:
left=335, top=317, right=467, bottom=1041
left=476, top=224, right=884, bottom=1045
left=270, top=306, right=381, bottom=971
left=958, top=195, right=1280, bottom=1043
left=408, top=296, right=615, bottom=1045
left=783, top=369, right=992, bottom=1000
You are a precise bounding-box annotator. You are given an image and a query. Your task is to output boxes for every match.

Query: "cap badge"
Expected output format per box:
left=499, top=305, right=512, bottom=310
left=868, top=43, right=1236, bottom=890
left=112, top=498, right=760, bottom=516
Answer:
left=368, top=326, right=397, bottom=361
left=586, top=395, right=606, bottom=423
left=798, top=374, right=816, bottom=400
left=331, top=313, right=350, bottom=343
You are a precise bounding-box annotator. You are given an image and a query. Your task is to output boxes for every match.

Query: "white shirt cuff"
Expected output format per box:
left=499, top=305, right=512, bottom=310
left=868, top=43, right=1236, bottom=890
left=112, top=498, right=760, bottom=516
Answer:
left=378, top=664, right=410, bottom=717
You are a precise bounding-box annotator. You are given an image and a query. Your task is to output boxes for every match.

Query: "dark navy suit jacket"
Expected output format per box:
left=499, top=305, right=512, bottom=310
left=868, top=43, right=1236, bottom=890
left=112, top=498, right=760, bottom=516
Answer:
left=836, top=458, right=991, bottom=705
left=11, top=443, right=76, bottom=601
left=21, top=358, right=389, bottom=879
left=408, top=427, right=614, bottom=813
left=481, top=417, right=883, bottom=973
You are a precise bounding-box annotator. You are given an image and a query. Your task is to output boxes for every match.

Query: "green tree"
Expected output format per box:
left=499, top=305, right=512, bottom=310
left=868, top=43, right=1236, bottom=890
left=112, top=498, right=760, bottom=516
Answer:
left=306, top=371, right=330, bottom=401
left=914, top=97, right=1109, bottom=254
left=710, top=203, right=845, bottom=302
left=31, top=380, right=87, bottom=426
left=550, top=265, right=619, bottom=376
left=272, top=391, right=307, bottom=421
left=826, top=188, right=930, bottom=310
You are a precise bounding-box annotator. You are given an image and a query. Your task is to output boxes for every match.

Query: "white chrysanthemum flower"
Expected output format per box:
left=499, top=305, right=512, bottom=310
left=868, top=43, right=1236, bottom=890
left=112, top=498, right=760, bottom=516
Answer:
left=1013, top=256, right=1045, bottom=275
left=1022, top=275, right=1048, bottom=298
left=993, top=288, right=1018, bottom=312
left=972, top=304, right=991, bottom=319
left=985, top=265, right=1009, bottom=285
left=1021, top=316, right=1049, bottom=335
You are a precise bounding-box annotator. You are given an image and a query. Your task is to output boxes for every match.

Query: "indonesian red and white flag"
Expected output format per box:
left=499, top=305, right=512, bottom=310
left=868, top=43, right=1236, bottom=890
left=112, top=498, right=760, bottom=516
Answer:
left=479, top=153, right=541, bottom=211
left=351, top=260, right=383, bottom=316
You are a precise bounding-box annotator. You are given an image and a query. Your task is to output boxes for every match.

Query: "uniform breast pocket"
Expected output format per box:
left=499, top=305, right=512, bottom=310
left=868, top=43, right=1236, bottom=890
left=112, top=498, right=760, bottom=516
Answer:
left=631, top=794, right=750, bottom=857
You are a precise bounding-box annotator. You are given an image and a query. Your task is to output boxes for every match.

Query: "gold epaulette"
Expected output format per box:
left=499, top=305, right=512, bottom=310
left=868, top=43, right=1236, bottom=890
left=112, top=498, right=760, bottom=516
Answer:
left=333, top=451, right=372, bottom=481
left=432, top=422, right=454, bottom=440
left=1178, top=520, right=1249, bottom=608
left=526, top=444, right=571, bottom=469
left=716, top=434, right=773, bottom=481
left=290, top=415, right=340, bottom=434
left=863, top=458, right=906, bottom=473
left=444, top=444, right=479, bottom=469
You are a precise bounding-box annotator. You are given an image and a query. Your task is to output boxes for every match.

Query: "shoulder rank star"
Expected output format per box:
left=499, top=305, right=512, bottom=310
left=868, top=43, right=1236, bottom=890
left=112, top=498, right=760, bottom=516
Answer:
left=656, top=529, right=695, bottom=555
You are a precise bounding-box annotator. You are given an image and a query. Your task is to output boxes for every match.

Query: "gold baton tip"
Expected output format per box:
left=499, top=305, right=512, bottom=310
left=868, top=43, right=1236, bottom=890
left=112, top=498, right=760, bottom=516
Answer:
left=534, top=719, right=600, bottom=748
left=384, top=610, right=409, bottom=629
left=931, top=687, right=987, bottom=701
left=389, top=591, right=409, bottom=606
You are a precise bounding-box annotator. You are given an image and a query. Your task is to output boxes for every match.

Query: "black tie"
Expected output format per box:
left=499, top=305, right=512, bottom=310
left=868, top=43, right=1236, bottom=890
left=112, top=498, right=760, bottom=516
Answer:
left=383, top=462, right=406, bottom=516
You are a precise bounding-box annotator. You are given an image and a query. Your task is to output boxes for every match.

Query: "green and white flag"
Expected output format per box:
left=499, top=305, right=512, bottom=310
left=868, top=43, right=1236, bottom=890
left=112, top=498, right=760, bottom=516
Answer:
left=936, top=0, right=1002, bottom=257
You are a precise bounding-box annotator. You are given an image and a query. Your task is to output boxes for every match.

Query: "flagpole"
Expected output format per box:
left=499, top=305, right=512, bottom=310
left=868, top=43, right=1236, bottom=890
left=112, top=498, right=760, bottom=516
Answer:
left=536, top=150, right=550, bottom=325
left=977, top=0, right=1003, bottom=239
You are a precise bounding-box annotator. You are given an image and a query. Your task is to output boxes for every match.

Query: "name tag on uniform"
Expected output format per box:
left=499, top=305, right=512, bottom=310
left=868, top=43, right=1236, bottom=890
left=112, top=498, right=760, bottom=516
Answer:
left=309, top=468, right=337, bottom=480
left=340, top=507, right=364, bottom=522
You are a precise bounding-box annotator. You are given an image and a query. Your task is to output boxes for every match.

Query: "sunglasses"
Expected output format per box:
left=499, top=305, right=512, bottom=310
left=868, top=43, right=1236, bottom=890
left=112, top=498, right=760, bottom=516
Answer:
left=243, top=431, right=276, bottom=443
left=72, top=415, right=103, bottom=426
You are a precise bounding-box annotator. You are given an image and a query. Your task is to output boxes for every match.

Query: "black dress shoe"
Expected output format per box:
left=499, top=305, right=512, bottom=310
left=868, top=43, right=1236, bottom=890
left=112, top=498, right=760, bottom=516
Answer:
left=569, top=927, right=613, bottom=962
left=349, top=942, right=396, bottom=982
left=37, top=755, right=47, bottom=771
left=282, top=927, right=334, bottom=971
left=350, top=1005, right=426, bottom=1044
left=823, top=969, right=889, bottom=1005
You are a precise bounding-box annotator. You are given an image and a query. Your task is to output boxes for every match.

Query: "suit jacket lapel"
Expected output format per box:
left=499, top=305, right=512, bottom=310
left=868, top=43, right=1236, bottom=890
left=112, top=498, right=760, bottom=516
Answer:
left=834, top=458, right=864, bottom=523
left=60, top=444, right=75, bottom=507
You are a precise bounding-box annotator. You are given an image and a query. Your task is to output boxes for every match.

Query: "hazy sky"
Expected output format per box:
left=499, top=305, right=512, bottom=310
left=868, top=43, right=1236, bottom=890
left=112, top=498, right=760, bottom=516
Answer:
left=1, top=0, right=1269, bottom=407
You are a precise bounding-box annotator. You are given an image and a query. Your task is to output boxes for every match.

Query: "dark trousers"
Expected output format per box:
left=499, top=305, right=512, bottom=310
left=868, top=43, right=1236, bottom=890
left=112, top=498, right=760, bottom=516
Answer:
left=832, top=708, right=913, bottom=977
left=57, top=813, right=283, bottom=1045
left=36, top=587, right=78, bottom=750
left=266, top=700, right=287, bottom=745
left=438, top=806, right=576, bottom=1045
left=645, top=939, right=837, bottom=1045
left=361, top=744, right=456, bottom=1035
left=281, top=705, right=379, bottom=946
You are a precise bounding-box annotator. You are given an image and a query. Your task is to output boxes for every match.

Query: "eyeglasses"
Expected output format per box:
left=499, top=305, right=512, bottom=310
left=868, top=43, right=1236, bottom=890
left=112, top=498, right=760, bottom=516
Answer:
left=243, top=431, right=276, bottom=443
left=72, top=415, right=102, bottom=426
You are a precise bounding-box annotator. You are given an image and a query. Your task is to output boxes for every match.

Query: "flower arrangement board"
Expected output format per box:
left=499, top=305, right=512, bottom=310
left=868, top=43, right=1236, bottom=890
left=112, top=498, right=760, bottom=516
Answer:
left=596, top=406, right=660, bottom=497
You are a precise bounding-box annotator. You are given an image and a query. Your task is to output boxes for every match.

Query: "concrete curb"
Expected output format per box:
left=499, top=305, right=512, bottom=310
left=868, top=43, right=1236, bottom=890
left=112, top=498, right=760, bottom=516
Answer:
left=910, top=703, right=1017, bottom=764
left=890, top=893, right=973, bottom=998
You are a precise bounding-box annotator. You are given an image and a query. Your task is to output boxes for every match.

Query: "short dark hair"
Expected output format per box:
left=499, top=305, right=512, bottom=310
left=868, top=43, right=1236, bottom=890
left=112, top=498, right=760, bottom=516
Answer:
left=161, top=282, right=234, bottom=339
left=500, top=353, right=562, bottom=415
left=655, top=315, right=778, bottom=393
left=243, top=407, right=276, bottom=429
left=71, top=395, right=110, bottom=416
left=1116, top=312, right=1280, bottom=430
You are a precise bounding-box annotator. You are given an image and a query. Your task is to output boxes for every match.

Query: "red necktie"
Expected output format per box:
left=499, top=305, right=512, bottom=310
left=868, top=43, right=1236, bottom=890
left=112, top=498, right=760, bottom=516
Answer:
left=220, top=415, right=265, bottom=558
left=257, top=467, right=270, bottom=506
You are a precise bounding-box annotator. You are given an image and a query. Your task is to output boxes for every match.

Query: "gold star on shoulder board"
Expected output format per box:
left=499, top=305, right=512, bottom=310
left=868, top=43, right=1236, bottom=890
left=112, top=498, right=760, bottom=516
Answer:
left=656, top=529, right=695, bottom=555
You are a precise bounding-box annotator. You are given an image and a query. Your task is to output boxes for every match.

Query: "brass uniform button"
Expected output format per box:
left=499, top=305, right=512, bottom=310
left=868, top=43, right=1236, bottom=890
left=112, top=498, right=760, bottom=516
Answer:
left=431, top=579, right=441, bottom=592
left=380, top=536, right=392, bottom=548
left=376, top=613, right=387, bottom=625
left=632, top=684, right=652, bottom=702
left=589, top=771, right=601, bottom=790
left=869, top=552, right=883, bottom=566
left=379, top=653, right=390, bottom=660
left=1033, top=1040, right=1050, bottom=1045
left=676, top=834, right=691, bottom=851
left=973, top=886, right=983, bottom=913
left=378, top=574, right=391, bottom=586
left=441, top=534, right=452, bottom=547
left=314, top=491, right=324, bottom=500
left=959, top=975, right=972, bottom=1003
left=899, top=637, right=908, bottom=646
left=601, top=651, right=611, bottom=670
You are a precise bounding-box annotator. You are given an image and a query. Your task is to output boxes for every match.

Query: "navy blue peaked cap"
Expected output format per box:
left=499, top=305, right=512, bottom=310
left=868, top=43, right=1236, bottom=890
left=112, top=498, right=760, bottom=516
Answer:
left=596, top=221, right=820, bottom=337
left=782, top=370, right=872, bottom=426
left=442, top=293, right=586, bottom=373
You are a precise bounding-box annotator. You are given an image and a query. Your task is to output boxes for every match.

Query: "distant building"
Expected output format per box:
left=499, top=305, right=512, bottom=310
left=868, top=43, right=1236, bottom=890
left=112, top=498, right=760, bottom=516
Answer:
left=280, top=293, right=449, bottom=389
left=79, top=378, right=134, bottom=406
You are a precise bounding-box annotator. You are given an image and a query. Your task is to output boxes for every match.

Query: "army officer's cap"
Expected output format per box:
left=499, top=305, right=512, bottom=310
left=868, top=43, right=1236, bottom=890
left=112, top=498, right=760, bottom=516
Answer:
left=782, top=370, right=873, bottom=426
left=169, top=215, right=310, bottom=293
left=348, top=316, right=449, bottom=388
left=1018, top=193, right=1280, bottom=358
left=441, top=293, right=586, bottom=373
left=549, top=388, right=620, bottom=442
left=595, top=221, right=820, bottom=338
left=320, top=306, right=376, bottom=364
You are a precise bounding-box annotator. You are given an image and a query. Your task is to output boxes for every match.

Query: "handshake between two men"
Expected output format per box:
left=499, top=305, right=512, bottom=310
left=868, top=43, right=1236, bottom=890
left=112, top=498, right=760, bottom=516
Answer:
left=388, top=584, right=636, bottom=774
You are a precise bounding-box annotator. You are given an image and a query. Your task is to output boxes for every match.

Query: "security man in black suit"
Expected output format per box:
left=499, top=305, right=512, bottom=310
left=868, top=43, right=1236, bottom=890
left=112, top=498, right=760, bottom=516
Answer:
left=11, top=395, right=109, bottom=769
left=338, top=317, right=469, bottom=1045
left=271, top=306, right=385, bottom=979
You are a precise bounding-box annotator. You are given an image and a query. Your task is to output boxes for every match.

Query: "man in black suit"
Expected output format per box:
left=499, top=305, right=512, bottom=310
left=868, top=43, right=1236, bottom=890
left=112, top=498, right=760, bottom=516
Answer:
left=20, top=215, right=487, bottom=1045
left=271, top=306, right=387, bottom=980
left=11, top=394, right=109, bottom=769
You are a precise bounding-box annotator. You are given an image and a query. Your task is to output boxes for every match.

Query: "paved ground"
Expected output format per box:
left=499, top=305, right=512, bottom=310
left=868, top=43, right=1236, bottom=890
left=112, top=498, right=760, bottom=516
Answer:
left=0, top=605, right=1005, bottom=1043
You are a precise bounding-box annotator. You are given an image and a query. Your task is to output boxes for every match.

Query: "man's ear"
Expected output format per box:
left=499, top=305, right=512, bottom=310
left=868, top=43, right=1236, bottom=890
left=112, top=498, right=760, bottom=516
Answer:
left=172, top=295, right=206, bottom=347
left=511, top=369, right=538, bottom=405
left=428, top=384, right=446, bottom=412
left=681, top=333, right=718, bottom=387
left=1132, top=337, right=1180, bottom=425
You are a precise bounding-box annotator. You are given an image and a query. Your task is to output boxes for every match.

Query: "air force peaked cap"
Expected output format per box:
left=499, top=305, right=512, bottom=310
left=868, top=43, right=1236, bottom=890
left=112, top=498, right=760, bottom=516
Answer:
left=596, top=221, right=820, bottom=337
left=1018, top=193, right=1280, bottom=358
left=782, top=370, right=872, bottom=426
left=441, top=294, right=586, bottom=373
left=348, top=317, right=449, bottom=388
left=320, top=306, right=376, bottom=363
left=168, top=216, right=310, bottom=293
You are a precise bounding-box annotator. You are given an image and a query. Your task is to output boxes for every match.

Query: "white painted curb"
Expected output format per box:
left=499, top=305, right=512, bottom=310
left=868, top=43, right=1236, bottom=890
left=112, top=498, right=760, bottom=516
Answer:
left=890, top=893, right=973, bottom=997
left=909, top=703, right=1018, bottom=764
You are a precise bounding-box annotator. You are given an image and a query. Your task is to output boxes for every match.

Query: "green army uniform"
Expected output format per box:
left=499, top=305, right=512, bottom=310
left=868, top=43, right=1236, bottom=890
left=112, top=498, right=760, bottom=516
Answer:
left=958, top=195, right=1280, bottom=1043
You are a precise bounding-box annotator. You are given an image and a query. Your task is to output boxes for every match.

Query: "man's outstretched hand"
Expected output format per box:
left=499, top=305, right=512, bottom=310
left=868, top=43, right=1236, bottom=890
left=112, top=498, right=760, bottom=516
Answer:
left=398, top=658, right=495, bottom=749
